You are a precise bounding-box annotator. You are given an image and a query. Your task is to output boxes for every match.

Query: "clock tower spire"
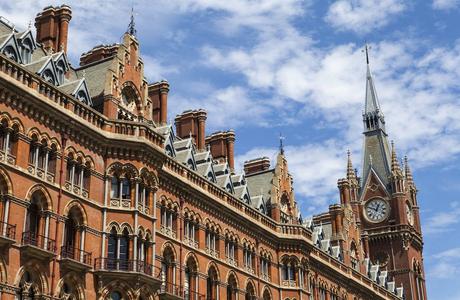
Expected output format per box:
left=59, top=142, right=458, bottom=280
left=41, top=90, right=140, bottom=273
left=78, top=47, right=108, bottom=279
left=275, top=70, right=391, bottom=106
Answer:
left=354, top=43, right=427, bottom=300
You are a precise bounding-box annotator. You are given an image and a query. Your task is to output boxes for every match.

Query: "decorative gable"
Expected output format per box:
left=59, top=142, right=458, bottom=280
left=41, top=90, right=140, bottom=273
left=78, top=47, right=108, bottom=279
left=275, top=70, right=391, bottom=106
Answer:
left=0, top=33, right=22, bottom=64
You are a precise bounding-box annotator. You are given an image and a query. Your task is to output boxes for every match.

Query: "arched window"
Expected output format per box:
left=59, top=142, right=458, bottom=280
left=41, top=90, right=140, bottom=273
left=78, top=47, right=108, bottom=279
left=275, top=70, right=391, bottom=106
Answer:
left=24, top=191, right=51, bottom=250
left=56, top=60, right=66, bottom=85
left=185, top=256, right=198, bottom=300
left=205, top=227, right=219, bottom=258
left=3, top=45, right=18, bottom=62
left=107, top=227, right=118, bottom=270
left=225, top=237, right=237, bottom=265
left=245, top=282, right=256, bottom=300
left=281, top=258, right=296, bottom=286
left=260, top=253, right=271, bottom=281
left=206, top=266, right=218, bottom=300
left=243, top=244, right=255, bottom=272
left=119, top=228, right=130, bottom=270
left=161, top=247, right=176, bottom=293
left=184, top=216, right=198, bottom=248
left=17, top=271, right=39, bottom=300
left=42, top=69, right=55, bottom=85
left=20, top=38, right=33, bottom=64
left=76, top=90, right=89, bottom=105
left=111, top=176, right=120, bottom=199
left=62, top=205, right=88, bottom=264
left=227, top=274, right=237, bottom=300
left=160, top=204, right=177, bottom=238
left=350, top=242, right=358, bottom=271
left=263, top=288, right=271, bottom=300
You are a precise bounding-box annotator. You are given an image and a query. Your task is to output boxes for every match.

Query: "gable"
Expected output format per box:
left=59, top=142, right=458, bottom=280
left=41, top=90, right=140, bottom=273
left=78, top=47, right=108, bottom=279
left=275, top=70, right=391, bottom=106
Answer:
left=0, top=33, right=22, bottom=63
left=360, top=167, right=391, bottom=202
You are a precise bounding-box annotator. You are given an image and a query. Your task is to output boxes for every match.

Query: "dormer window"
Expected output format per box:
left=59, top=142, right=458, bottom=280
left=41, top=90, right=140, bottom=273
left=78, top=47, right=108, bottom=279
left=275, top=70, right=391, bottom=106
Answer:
left=20, top=39, right=33, bottom=64
left=3, top=46, right=18, bottom=62
left=56, top=60, right=66, bottom=85
left=77, top=90, right=89, bottom=104
left=42, top=69, right=55, bottom=85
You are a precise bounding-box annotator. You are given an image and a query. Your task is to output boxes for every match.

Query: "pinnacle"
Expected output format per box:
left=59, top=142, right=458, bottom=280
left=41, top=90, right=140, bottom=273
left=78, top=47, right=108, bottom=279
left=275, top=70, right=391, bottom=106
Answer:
left=404, top=156, right=414, bottom=186
left=391, top=141, right=402, bottom=175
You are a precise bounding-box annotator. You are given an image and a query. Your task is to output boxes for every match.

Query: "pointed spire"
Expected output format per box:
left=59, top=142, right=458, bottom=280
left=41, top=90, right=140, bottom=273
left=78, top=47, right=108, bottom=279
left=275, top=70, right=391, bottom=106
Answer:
left=346, top=150, right=358, bottom=187
left=363, top=44, right=382, bottom=116
left=404, top=156, right=414, bottom=186
left=127, top=5, right=137, bottom=37
left=346, top=150, right=355, bottom=180
left=390, top=141, right=401, bottom=172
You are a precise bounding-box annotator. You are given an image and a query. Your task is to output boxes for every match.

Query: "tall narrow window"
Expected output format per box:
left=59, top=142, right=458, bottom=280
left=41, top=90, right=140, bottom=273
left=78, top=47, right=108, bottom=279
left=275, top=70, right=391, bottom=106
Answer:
left=119, top=229, right=130, bottom=270
left=111, top=177, right=120, bottom=199
left=107, top=228, right=118, bottom=269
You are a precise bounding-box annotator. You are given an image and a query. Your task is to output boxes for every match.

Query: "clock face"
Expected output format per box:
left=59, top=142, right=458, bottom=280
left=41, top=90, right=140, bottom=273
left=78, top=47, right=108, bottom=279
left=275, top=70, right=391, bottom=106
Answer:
left=406, top=203, right=414, bottom=225
left=365, top=199, right=389, bottom=222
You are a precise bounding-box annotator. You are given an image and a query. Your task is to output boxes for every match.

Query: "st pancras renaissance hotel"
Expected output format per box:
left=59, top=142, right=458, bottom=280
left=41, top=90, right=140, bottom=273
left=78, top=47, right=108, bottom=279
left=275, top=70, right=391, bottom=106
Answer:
left=0, top=4, right=426, bottom=300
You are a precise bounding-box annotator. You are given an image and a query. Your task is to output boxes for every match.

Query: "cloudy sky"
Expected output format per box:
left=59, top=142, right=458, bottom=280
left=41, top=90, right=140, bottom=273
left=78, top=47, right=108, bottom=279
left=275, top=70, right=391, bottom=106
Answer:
left=2, top=0, right=460, bottom=298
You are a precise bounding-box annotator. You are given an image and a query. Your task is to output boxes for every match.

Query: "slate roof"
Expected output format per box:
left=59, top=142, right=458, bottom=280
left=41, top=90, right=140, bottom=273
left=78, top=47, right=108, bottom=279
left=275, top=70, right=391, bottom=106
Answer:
left=246, top=169, right=274, bottom=202
left=75, top=59, right=113, bottom=98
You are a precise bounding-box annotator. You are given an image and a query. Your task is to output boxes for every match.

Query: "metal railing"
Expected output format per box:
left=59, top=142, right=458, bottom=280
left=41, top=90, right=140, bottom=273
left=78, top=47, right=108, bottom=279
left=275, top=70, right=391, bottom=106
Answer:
left=160, top=282, right=205, bottom=300
left=21, top=231, right=56, bottom=252
left=0, top=220, right=15, bottom=240
left=61, top=245, right=92, bottom=265
left=94, top=258, right=156, bottom=276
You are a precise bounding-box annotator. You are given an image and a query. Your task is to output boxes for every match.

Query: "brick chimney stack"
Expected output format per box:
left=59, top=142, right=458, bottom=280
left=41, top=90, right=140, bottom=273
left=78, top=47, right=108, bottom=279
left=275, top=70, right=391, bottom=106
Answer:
left=205, top=130, right=236, bottom=171
left=244, top=157, right=271, bottom=175
left=35, top=5, right=72, bottom=54
left=149, top=80, right=170, bottom=125
left=175, top=109, right=207, bottom=150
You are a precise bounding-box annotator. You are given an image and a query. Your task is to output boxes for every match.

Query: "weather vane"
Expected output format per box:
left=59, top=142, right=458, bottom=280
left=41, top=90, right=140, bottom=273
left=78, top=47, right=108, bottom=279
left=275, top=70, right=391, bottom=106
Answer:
left=361, top=42, right=372, bottom=65
left=127, top=4, right=137, bottom=36
left=279, top=133, right=285, bottom=154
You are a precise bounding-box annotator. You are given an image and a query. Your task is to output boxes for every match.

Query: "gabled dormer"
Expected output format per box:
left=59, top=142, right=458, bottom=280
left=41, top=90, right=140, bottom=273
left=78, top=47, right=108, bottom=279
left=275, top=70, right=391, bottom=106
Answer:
left=0, top=33, right=22, bottom=64
left=16, top=30, right=37, bottom=64
left=36, top=56, right=58, bottom=85
left=52, top=51, right=70, bottom=85
left=59, top=78, right=92, bottom=106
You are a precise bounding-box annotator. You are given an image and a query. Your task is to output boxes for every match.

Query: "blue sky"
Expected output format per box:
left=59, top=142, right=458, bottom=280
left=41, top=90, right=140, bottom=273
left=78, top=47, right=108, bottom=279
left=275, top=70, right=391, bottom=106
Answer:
left=2, top=0, right=460, bottom=298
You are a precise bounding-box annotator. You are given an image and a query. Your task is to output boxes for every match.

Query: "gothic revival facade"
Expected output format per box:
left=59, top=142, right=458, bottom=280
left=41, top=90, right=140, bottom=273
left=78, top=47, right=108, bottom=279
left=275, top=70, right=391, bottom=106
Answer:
left=0, top=5, right=425, bottom=300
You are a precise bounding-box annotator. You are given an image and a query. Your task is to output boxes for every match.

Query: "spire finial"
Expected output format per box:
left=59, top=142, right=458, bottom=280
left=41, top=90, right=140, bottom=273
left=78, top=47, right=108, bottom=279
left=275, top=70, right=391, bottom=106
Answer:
left=363, top=42, right=371, bottom=65
left=391, top=140, right=402, bottom=174
left=28, top=20, right=32, bottom=30
left=279, top=133, right=285, bottom=154
left=127, top=4, right=137, bottom=37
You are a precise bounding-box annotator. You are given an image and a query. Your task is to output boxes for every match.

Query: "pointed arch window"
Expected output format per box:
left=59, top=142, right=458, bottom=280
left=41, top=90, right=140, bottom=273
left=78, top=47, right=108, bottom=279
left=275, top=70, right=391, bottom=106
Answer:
left=206, top=266, right=218, bottom=300
left=20, top=38, right=33, bottom=64
left=3, top=45, right=18, bottom=62
left=42, top=69, right=55, bottom=85
left=56, top=60, right=66, bottom=85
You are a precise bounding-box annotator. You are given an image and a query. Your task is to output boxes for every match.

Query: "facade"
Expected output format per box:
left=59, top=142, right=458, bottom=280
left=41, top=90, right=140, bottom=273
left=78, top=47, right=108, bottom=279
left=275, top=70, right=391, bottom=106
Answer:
left=0, top=5, right=426, bottom=300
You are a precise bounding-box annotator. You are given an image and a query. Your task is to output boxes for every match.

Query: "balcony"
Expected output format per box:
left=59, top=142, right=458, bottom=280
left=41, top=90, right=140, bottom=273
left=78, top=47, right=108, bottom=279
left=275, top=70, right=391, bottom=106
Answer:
left=59, top=246, right=92, bottom=272
left=20, top=232, right=56, bottom=259
left=0, top=221, right=16, bottom=247
left=94, top=258, right=161, bottom=288
left=158, top=282, right=205, bottom=300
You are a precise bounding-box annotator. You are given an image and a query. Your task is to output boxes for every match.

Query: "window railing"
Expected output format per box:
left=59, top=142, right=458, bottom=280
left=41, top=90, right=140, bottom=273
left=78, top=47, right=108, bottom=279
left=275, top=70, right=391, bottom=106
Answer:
left=0, top=220, right=16, bottom=240
left=226, top=256, right=237, bottom=267
left=61, top=245, right=92, bottom=265
left=0, top=150, right=15, bottom=165
left=94, top=257, right=156, bottom=276
left=160, top=224, right=176, bottom=238
left=184, top=236, right=198, bottom=248
left=21, top=231, right=56, bottom=252
left=282, top=280, right=296, bottom=287
left=261, top=273, right=271, bottom=282
left=159, top=281, right=206, bottom=300
left=205, top=247, right=219, bottom=258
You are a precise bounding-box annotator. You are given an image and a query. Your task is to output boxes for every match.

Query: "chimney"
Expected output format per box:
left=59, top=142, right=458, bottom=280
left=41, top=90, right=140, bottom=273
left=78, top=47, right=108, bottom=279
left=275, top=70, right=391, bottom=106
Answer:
left=148, top=80, right=170, bottom=125
left=244, top=157, right=271, bottom=175
left=175, top=109, right=207, bottom=150
left=205, top=130, right=236, bottom=170
left=35, top=5, right=72, bottom=53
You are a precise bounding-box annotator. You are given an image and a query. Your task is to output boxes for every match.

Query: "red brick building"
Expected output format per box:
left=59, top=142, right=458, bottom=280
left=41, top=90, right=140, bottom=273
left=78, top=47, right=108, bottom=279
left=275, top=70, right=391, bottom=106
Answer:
left=0, top=5, right=425, bottom=300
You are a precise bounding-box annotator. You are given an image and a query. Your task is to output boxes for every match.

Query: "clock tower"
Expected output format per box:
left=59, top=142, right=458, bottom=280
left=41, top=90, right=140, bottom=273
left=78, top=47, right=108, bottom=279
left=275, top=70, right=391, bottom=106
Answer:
left=355, top=45, right=427, bottom=300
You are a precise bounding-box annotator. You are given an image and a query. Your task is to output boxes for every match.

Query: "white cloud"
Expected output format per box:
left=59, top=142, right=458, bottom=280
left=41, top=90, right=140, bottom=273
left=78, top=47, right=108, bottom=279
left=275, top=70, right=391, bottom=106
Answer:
left=235, top=140, right=350, bottom=212
left=171, top=86, right=272, bottom=130
left=433, top=0, right=460, bottom=10
left=430, top=246, right=460, bottom=279
left=325, top=0, right=407, bottom=34
left=424, top=202, right=460, bottom=234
